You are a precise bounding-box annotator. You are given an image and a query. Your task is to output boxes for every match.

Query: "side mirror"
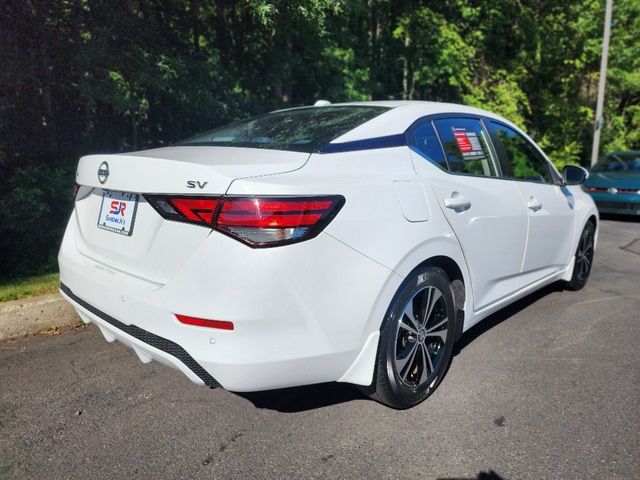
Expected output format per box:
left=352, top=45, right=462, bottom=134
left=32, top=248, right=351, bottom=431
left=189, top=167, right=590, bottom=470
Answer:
left=562, top=165, right=589, bottom=185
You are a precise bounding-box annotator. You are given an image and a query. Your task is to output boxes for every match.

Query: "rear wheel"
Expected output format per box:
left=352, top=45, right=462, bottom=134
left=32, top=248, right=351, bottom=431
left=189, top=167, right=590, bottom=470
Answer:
left=362, top=266, right=457, bottom=409
left=565, top=221, right=596, bottom=291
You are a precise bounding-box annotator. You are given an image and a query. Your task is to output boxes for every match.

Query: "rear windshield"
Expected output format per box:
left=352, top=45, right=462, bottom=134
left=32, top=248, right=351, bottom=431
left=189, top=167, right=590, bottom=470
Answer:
left=176, top=106, right=389, bottom=153
left=593, top=152, right=640, bottom=174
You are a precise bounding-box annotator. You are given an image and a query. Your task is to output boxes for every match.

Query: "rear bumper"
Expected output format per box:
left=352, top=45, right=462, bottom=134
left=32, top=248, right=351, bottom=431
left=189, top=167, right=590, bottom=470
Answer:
left=60, top=283, right=220, bottom=387
left=58, top=217, right=397, bottom=391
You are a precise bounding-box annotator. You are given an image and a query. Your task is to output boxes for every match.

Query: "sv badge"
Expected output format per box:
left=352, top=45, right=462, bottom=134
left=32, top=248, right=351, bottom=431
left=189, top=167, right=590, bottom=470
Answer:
left=187, top=180, right=209, bottom=189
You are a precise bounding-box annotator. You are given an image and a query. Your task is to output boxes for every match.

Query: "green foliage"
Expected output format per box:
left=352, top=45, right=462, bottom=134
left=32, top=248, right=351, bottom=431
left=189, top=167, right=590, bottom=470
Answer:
left=0, top=0, right=638, bottom=277
left=0, top=272, right=60, bottom=302
left=0, top=161, right=75, bottom=277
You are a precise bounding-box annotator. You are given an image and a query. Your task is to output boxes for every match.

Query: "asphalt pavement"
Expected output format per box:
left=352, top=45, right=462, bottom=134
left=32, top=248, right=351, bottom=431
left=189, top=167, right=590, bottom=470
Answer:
left=1, top=218, right=639, bottom=480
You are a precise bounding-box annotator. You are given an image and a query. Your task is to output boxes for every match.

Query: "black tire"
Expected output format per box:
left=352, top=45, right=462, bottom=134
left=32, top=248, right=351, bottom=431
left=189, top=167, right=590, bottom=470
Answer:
left=361, top=266, right=457, bottom=409
left=564, top=221, right=596, bottom=291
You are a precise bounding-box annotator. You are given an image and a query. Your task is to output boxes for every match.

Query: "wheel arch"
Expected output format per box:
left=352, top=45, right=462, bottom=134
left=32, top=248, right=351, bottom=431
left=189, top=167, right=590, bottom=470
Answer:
left=561, top=202, right=599, bottom=283
left=337, top=252, right=468, bottom=387
left=577, top=211, right=599, bottom=254
left=572, top=190, right=599, bottom=248
left=411, top=255, right=466, bottom=342
left=413, top=256, right=464, bottom=306
left=390, top=235, right=473, bottom=330
left=338, top=235, right=473, bottom=387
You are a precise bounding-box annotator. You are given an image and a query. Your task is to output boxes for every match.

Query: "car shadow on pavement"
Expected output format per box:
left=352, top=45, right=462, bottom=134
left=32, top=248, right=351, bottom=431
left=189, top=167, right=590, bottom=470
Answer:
left=453, top=283, right=562, bottom=356
left=437, top=471, right=506, bottom=480
left=600, top=213, right=640, bottom=223
left=236, top=381, right=367, bottom=412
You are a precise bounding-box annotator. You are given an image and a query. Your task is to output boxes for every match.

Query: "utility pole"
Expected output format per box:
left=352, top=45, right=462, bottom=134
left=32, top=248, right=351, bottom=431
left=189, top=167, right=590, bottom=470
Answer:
left=590, top=0, right=613, bottom=167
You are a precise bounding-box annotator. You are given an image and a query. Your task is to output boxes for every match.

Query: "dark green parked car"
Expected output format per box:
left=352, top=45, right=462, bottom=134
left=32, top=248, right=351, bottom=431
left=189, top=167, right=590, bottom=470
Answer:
left=584, top=151, right=640, bottom=216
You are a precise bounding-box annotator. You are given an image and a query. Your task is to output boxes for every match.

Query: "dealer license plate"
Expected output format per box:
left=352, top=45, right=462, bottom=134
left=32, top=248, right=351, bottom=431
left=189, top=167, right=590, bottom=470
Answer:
left=97, top=190, right=139, bottom=236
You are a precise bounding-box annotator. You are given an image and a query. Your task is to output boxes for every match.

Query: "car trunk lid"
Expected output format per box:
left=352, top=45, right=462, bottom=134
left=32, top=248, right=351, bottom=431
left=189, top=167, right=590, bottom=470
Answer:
left=72, top=146, right=309, bottom=284
left=76, top=146, right=309, bottom=193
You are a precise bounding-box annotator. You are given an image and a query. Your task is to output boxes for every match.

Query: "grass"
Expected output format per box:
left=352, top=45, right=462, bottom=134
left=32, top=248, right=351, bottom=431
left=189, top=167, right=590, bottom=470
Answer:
left=0, top=272, right=60, bottom=303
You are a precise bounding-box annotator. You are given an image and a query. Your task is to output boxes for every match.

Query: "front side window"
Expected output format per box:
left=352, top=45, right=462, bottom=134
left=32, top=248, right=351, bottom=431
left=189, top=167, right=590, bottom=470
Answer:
left=433, top=118, right=499, bottom=177
left=489, top=122, right=553, bottom=184
left=177, top=106, right=390, bottom=153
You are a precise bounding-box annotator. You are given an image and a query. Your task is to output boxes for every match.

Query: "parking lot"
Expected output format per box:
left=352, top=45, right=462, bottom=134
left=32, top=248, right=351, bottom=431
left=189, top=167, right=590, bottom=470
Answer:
left=1, top=218, right=639, bottom=480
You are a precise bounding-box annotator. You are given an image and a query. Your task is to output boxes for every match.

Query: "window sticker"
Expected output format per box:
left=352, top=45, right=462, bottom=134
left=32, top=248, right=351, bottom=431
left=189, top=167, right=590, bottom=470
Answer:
left=454, top=129, right=472, bottom=152
left=453, top=127, right=485, bottom=159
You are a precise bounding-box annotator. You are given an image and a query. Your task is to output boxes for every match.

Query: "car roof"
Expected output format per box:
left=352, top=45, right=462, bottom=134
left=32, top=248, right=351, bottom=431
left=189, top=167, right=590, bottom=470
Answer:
left=302, top=100, right=517, bottom=143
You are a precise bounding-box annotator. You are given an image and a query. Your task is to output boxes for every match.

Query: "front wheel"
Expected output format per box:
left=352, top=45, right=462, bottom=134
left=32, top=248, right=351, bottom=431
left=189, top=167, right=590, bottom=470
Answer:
left=361, top=266, right=457, bottom=409
left=564, top=221, right=596, bottom=291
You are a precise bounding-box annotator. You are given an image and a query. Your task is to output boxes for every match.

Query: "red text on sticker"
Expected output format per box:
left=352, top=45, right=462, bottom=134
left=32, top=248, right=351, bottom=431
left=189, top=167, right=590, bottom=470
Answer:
left=454, top=130, right=472, bottom=153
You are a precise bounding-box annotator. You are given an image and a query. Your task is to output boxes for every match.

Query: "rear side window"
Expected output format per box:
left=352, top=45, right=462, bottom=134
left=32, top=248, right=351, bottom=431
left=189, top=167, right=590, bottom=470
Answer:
left=433, top=118, right=499, bottom=177
left=409, top=121, right=448, bottom=170
left=177, top=106, right=389, bottom=153
left=489, top=122, right=553, bottom=184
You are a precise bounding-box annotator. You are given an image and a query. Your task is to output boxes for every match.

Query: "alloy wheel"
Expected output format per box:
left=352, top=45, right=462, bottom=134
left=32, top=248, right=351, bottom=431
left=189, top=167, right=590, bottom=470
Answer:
left=575, top=225, right=595, bottom=282
left=394, top=286, right=449, bottom=388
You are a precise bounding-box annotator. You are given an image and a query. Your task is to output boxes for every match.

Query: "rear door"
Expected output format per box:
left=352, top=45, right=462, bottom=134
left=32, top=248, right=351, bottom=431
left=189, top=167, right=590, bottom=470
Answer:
left=487, top=120, right=574, bottom=286
left=409, top=117, right=528, bottom=311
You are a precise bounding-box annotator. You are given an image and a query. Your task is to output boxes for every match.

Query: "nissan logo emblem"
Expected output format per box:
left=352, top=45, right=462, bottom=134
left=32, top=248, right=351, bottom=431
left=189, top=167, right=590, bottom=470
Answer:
left=97, top=161, right=109, bottom=184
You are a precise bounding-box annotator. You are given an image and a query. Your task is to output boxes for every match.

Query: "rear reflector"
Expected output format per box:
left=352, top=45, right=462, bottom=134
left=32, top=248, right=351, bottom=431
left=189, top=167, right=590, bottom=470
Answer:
left=146, top=195, right=345, bottom=247
left=176, top=314, right=234, bottom=331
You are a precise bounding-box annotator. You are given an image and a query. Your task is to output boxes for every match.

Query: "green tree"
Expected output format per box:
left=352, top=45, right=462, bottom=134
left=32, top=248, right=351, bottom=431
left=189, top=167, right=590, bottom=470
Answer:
left=1, top=0, right=638, bottom=277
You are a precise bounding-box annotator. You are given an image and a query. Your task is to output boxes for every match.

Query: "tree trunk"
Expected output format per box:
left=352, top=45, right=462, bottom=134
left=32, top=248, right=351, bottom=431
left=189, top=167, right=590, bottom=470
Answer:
left=132, top=114, right=139, bottom=151
left=401, top=26, right=411, bottom=100
left=191, top=0, right=201, bottom=55
left=282, top=36, right=292, bottom=104
left=38, top=37, right=56, bottom=155
left=215, top=0, right=229, bottom=67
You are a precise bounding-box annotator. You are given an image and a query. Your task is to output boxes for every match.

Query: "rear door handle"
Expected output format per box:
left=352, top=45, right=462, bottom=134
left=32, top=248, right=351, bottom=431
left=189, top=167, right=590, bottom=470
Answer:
left=444, top=192, right=471, bottom=211
left=527, top=196, right=543, bottom=212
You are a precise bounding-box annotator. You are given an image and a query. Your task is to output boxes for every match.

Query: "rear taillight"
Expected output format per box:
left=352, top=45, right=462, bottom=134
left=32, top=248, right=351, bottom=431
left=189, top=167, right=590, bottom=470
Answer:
left=215, top=197, right=343, bottom=246
left=145, top=196, right=220, bottom=227
left=145, top=195, right=344, bottom=247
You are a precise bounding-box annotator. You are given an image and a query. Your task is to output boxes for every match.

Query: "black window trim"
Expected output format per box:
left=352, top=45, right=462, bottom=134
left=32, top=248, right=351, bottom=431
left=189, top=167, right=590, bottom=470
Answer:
left=406, top=113, right=565, bottom=185
left=407, top=118, right=450, bottom=171
left=429, top=118, right=450, bottom=171
left=485, top=118, right=563, bottom=186
left=406, top=113, right=505, bottom=180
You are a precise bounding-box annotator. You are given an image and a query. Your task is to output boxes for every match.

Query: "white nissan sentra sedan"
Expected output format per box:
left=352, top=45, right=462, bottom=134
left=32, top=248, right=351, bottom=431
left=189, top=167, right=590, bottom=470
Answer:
left=59, top=101, right=597, bottom=409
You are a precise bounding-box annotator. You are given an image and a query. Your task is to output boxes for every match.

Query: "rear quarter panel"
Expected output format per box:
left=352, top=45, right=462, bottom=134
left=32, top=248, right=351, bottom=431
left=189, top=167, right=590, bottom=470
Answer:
left=227, top=146, right=473, bottom=336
